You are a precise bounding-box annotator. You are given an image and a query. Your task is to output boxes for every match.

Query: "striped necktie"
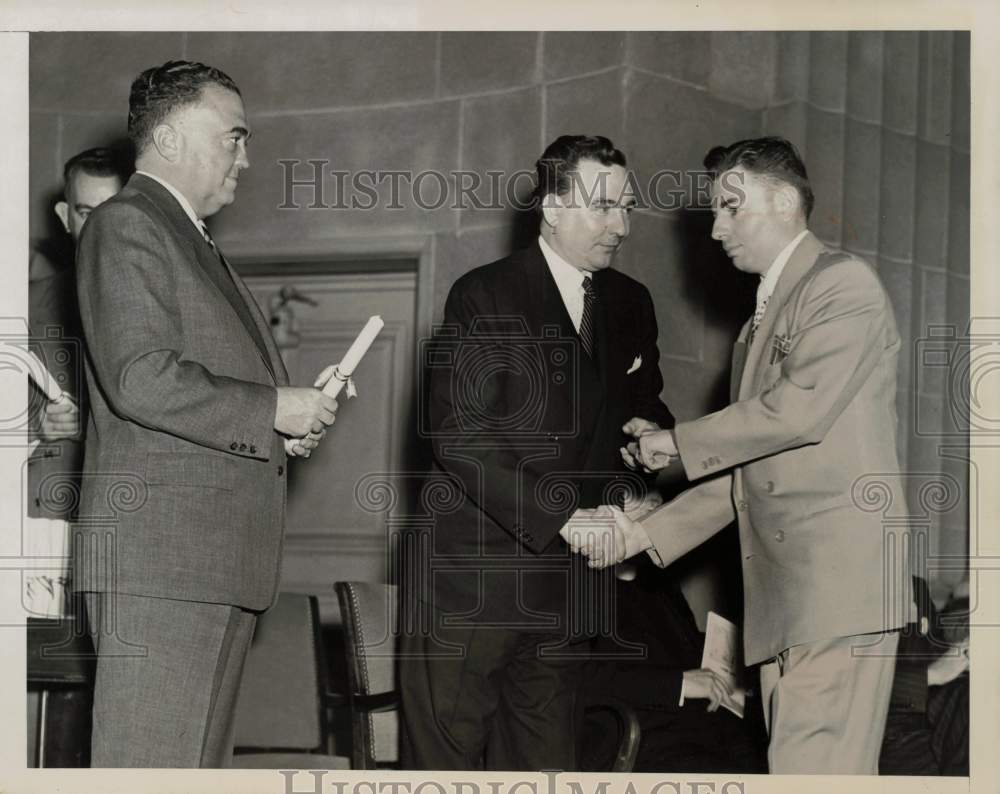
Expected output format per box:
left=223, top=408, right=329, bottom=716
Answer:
left=580, top=276, right=597, bottom=358
left=198, top=221, right=219, bottom=255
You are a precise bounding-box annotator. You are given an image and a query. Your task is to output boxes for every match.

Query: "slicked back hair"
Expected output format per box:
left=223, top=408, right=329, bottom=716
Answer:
left=63, top=147, right=131, bottom=190
left=128, top=60, right=241, bottom=156
left=533, top=135, right=627, bottom=208
left=703, top=136, right=814, bottom=220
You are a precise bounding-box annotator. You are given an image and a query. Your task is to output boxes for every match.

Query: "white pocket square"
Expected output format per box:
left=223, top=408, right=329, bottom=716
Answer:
left=626, top=355, right=642, bottom=375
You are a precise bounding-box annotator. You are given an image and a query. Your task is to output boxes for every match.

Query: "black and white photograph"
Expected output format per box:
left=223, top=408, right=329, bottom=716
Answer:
left=1, top=4, right=995, bottom=793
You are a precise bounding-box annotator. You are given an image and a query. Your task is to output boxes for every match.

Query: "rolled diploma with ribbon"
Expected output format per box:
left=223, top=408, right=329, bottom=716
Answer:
left=322, top=315, right=384, bottom=399
left=26, top=349, right=65, bottom=402
left=25, top=349, right=65, bottom=456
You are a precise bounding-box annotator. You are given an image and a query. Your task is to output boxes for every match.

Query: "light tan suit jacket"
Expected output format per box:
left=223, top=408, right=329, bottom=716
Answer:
left=641, top=231, right=912, bottom=665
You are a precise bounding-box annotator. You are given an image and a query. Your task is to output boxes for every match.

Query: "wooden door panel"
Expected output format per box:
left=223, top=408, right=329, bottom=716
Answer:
left=245, top=269, right=416, bottom=621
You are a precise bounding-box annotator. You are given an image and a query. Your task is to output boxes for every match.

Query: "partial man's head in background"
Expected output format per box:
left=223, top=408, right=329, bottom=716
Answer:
left=128, top=60, right=250, bottom=220
left=54, top=147, right=129, bottom=243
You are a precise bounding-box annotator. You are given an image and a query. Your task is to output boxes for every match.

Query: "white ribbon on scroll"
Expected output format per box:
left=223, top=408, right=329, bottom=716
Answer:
left=321, top=315, right=384, bottom=399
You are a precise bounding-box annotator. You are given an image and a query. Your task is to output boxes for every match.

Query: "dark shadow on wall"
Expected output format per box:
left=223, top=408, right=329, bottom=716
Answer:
left=35, top=189, right=75, bottom=268
left=675, top=205, right=755, bottom=413
left=508, top=206, right=540, bottom=253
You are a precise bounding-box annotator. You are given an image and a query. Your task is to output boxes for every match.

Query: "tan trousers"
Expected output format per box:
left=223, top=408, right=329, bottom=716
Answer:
left=759, top=631, right=899, bottom=774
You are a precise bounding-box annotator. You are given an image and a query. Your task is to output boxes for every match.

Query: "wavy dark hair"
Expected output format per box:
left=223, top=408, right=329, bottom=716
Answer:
left=533, top=134, right=627, bottom=208
left=128, top=60, right=241, bottom=155
left=704, top=136, right=814, bottom=220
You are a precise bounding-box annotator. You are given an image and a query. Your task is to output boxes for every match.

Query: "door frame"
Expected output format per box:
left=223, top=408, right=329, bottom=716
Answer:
left=227, top=233, right=435, bottom=365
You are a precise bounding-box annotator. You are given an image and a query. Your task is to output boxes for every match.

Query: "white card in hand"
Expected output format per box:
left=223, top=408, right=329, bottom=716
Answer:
left=701, top=611, right=746, bottom=718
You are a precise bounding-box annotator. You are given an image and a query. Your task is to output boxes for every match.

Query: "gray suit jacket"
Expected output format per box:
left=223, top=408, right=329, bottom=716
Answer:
left=74, top=173, right=290, bottom=610
left=641, top=231, right=912, bottom=664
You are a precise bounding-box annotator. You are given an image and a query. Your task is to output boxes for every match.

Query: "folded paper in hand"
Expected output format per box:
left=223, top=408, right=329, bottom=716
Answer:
left=702, top=611, right=746, bottom=718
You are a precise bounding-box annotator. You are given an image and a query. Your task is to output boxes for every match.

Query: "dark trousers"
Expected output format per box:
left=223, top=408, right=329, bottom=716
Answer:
left=400, top=621, right=587, bottom=771
left=84, top=592, right=256, bottom=767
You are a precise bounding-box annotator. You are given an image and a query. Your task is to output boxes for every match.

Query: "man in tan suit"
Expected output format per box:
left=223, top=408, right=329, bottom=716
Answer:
left=571, top=137, right=912, bottom=774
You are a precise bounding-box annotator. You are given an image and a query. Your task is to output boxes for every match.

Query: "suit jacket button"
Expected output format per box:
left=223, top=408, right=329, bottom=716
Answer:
left=277, top=465, right=284, bottom=476
left=230, top=442, right=238, bottom=450
left=239, top=443, right=247, bottom=451
left=737, top=500, right=748, bottom=511
left=250, top=445, right=257, bottom=454
left=774, top=530, right=785, bottom=542
left=546, top=434, right=558, bottom=442
left=765, top=481, right=775, bottom=493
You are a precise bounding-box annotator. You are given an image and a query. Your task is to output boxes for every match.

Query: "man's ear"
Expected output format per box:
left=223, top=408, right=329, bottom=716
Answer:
left=540, top=192, right=563, bottom=230
left=54, top=201, right=70, bottom=234
left=151, top=122, right=180, bottom=162
left=775, top=183, right=799, bottom=220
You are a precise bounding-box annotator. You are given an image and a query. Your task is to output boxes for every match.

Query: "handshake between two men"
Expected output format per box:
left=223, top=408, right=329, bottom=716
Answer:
left=558, top=417, right=679, bottom=569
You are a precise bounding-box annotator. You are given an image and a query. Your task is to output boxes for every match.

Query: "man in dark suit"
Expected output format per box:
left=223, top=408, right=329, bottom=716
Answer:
left=74, top=60, right=338, bottom=767
left=583, top=559, right=767, bottom=773
left=26, top=147, right=128, bottom=618
left=400, top=135, right=674, bottom=770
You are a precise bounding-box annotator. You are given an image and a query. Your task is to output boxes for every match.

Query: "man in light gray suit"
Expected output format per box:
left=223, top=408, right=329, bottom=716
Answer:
left=574, top=138, right=912, bottom=774
left=75, top=60, right=338, bottom=767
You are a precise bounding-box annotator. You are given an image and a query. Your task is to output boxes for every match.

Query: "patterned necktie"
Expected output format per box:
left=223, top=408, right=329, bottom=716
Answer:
left=753, top=281, right=771, bottom=331
left=198, top=221, right=219, bottom=255
left=580, top=276, right=597, bottom=358
left=747, top=286, right=769, bottom=346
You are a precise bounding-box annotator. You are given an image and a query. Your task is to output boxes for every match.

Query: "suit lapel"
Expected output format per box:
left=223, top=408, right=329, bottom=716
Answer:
left=520, top=245, right=603, bottom=415
left=130, top=175, right=281, bottom=385
left=522, top=245, right=577, bottom=340
left=219, top=252, right=289, bottom=386
left=591, top=270, right=610, bottom=384
left=737, top=231, right=824, bottom=401
left=731, top=323, right=750, bottom=403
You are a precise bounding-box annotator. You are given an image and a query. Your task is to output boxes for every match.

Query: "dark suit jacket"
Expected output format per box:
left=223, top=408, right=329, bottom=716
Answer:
left=27, top=250, right=86, bottom=519
left=588, top=565, right=703, bottom=709
left=584, top=561, right=767, bottom=773
left=414, top=242, right=673, bottom=631
left=74, top=173, right=289, bottom=610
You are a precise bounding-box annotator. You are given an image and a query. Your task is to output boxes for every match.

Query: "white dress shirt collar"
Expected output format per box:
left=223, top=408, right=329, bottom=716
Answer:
left=136, top=170, right=204, bottom=234
left=538, top=235, right=591, bottom=332
left=759, top=228, right=809, bottom=301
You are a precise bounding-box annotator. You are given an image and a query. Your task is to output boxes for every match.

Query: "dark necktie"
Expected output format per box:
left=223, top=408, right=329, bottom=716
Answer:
left=580, top=275, right=597, bottom=358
